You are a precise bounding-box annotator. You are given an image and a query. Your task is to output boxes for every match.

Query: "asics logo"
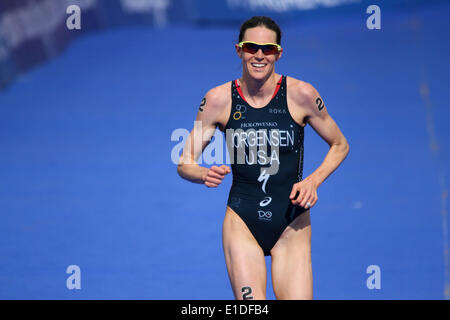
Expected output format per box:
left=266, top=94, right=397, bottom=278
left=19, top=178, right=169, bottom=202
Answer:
left=259, top=197, right=272, bottom=207
left=258, top=210, right=272, bottom=221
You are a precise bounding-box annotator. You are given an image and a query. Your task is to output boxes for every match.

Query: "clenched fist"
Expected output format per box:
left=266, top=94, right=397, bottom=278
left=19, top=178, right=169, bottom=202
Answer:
left=203, top=165, right=231, bottom=188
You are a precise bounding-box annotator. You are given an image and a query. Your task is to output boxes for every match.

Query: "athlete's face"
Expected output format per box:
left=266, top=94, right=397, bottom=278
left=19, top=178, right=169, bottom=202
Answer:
left=236, top=26, right=282, bottom=80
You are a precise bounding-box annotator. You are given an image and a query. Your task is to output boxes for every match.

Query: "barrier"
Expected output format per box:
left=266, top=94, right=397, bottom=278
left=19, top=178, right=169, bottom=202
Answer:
left=0, top=0, right=443, bottom=90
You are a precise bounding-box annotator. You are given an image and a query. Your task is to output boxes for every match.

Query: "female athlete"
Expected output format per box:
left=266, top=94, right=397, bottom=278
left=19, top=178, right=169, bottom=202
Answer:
left=177, top=16, right=349, bottom=300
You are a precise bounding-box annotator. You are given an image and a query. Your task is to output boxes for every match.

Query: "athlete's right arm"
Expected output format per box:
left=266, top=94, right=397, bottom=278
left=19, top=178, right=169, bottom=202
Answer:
left=177, top=87, right=231, bottom=187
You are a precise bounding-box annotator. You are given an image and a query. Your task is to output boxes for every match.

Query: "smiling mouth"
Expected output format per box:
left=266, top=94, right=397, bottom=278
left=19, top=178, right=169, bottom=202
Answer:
left=251, top=63, right=267, bottom=68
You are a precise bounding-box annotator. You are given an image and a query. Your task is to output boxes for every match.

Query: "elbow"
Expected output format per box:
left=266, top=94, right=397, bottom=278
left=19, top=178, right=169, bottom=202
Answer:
left=177, top=163, right=185, bottom=179
left=333, top=138, right=349, bottom=158
left=343, top=139, right=350, bottom=158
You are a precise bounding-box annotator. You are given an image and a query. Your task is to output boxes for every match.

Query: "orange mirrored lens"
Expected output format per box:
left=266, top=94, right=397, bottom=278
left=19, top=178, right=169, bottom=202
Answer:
left=241, top=43, right=279, bottom=55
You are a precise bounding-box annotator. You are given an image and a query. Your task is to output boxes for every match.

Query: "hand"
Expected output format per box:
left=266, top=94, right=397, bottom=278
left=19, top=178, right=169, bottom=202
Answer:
left=289, top=177, right=318, bottom=209
left=203, top=165, right=231, bottom=188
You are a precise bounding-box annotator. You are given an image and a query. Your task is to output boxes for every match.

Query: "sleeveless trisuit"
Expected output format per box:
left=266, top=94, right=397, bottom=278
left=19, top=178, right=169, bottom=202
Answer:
left=224, top=75, right=307, bottom=256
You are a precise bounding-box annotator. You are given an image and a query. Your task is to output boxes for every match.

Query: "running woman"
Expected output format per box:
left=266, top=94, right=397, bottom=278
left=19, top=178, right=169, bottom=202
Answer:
left=177, top=16, right=349, bottom=300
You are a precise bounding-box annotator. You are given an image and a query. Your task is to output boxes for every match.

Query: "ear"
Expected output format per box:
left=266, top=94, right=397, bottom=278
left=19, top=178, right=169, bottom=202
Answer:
left=275, top=48, right=283, bottom=61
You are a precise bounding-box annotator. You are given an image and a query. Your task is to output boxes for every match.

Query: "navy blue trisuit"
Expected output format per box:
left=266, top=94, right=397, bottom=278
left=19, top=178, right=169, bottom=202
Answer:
left=224, top=75, right=307, bottom=256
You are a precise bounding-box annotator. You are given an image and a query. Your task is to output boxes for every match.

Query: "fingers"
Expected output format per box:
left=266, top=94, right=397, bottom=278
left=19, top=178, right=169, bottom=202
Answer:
left=290, top=182, right=318, bottom=209
left=211, top=165, right=231, bottom=175
left=204, top=175, right=223, bottom=187
left=301, top=191, right=318, bottom=209
left=300, top=191, right=312, bottom=208
left=204, top=165, right=231, bottom=188
left=289, top=188, right=297, bottom=200
left=208, top=170, right=225, bottom=180
left=222, top=165, right=231, bottom=174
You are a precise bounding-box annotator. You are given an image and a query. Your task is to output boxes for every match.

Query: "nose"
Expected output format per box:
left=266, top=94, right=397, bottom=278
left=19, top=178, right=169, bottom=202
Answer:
left=255, top=48, right=264, bottom=59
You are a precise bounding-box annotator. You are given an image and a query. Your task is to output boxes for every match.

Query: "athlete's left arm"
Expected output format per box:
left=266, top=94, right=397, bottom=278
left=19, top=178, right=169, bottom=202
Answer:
left=289, top=83, right=349, bottom=208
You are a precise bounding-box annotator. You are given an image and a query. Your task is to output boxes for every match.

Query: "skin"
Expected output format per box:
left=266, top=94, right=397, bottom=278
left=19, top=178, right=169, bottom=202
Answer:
left=177, top=26, right=349, bottom=300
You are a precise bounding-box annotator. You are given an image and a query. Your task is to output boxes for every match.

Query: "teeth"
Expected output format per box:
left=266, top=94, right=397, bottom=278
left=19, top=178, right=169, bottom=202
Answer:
left=252, top=63, right=266, bottom=67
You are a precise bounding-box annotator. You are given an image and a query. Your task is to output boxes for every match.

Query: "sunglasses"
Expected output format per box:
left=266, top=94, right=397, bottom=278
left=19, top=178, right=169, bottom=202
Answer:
left=238, top=41, right=282, bottom=55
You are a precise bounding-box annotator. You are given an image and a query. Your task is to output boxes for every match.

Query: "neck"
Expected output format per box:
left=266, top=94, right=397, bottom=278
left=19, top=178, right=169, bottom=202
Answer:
left=240, top=72, right=278, bottom=98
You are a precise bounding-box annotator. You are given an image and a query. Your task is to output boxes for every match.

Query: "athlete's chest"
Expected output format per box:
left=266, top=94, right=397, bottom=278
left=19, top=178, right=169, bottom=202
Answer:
left=227, top=109, right=302, bottom=160
left=228, top=90, right=299, bottom=130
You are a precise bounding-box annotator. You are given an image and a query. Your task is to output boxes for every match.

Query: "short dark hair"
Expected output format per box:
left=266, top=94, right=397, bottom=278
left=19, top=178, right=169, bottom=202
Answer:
left=238, top=16, right=282, bottom=45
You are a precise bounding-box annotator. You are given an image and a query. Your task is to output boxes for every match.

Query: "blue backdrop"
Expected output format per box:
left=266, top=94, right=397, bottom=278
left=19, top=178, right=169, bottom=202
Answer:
left=0, top=0, right=449, bottom=299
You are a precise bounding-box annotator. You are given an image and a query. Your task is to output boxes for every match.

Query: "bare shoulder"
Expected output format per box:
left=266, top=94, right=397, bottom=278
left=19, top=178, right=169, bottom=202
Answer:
left=286, top=76, right=323, bottom=126
left=203, top=81, right=231, bottom=111
left=196, top=81, right=231, bottom=131
left=286, top=76, right=318, bottom=106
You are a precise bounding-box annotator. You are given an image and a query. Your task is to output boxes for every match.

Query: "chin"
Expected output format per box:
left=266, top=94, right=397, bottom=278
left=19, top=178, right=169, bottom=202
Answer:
left=248, top=68, right=270, bottom=80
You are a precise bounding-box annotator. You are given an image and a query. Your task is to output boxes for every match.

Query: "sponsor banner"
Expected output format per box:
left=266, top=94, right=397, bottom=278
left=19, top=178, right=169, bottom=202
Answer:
left=181, top=0, right=441, bottom=22
left=0, top=0, right=104, bottom=84
left=0, top=0, right=181, bottom=89
left=0, top=0, right=442, bottom=90
left=182, top=0, right=361, bottom=22
left=98, top=0, right=173, bottom=27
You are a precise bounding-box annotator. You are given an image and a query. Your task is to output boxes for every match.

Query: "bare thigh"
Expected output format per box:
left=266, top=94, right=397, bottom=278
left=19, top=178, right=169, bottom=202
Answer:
left=222, top=206, right=267, bottom=300
left=270, top=210, right=313, bottom=300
